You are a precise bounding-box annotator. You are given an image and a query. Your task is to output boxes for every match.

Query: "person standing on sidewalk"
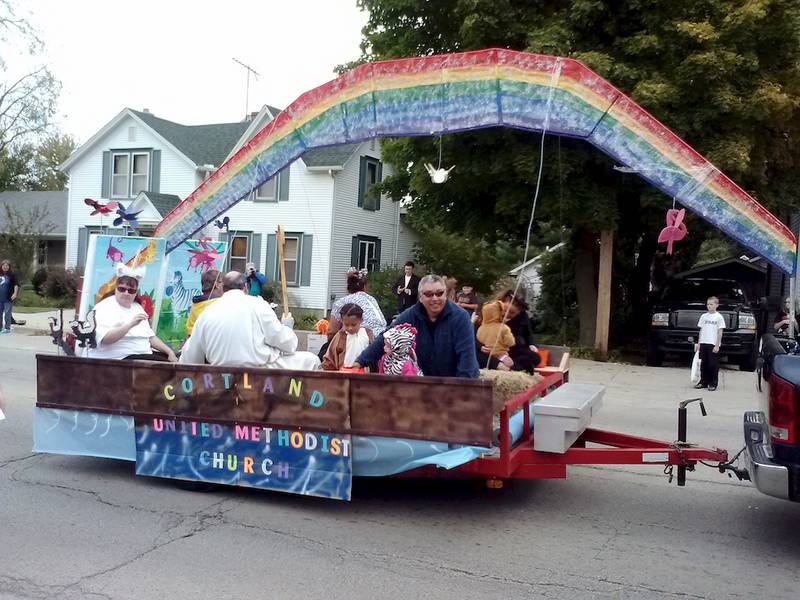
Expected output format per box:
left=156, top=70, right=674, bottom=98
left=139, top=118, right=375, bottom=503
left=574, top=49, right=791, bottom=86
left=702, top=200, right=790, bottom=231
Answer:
left=0, top=260, right=19, bottom=334
left=694, top=296, right=724, bottom=391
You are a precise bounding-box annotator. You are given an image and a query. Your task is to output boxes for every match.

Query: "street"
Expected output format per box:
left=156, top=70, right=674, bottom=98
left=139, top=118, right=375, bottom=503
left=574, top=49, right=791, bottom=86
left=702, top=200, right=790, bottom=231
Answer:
left=1, top=334, right=799, bottom=599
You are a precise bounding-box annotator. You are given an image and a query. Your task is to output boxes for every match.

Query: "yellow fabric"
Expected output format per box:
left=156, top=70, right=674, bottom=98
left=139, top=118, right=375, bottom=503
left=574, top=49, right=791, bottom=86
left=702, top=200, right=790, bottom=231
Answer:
left=185, top=297, right=219, bottom=336
left=476, top=301, right=515, bottom=356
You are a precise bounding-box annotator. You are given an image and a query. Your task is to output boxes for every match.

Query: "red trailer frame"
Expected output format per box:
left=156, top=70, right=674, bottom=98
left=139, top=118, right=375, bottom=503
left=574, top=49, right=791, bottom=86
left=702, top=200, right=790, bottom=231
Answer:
left=396, top=372, right=728, bottom=485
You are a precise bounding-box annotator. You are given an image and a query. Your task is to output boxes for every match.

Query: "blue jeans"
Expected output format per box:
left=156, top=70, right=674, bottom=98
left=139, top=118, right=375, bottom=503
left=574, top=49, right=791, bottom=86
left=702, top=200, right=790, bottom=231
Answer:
left=0, top=300, right=12, bottom=330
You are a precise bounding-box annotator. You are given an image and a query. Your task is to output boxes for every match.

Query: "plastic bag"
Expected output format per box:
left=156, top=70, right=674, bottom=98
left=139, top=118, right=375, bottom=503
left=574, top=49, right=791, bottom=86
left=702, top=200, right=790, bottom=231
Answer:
left=690, top=351, right=701, bottom=384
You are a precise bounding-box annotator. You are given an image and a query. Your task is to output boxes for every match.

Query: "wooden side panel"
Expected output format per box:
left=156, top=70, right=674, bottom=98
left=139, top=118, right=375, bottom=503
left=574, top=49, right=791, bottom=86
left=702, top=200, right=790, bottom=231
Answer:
left=37, top=355, right=493, bottom=445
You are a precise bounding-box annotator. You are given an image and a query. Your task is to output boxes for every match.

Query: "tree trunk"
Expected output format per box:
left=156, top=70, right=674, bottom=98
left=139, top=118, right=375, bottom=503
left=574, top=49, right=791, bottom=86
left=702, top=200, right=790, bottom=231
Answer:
left=574, top=228, right=598, bottom=347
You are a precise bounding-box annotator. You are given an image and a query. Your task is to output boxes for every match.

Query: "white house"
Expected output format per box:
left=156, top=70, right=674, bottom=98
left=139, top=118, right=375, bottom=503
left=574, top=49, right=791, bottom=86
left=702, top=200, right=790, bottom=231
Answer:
left=59, top=105, right=420, bottom=314
left=508, top=242, right=566, bottom=308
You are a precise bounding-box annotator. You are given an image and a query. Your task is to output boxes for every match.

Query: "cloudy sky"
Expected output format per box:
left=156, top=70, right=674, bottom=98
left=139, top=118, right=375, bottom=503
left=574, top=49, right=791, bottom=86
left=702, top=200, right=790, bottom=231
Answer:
left=12, top=0, right=367, bottom=143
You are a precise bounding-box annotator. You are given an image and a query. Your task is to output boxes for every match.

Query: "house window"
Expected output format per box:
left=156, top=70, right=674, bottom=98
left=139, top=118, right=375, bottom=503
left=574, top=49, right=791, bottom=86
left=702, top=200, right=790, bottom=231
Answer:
left=282, top=235, right=300, bottom=285
left=131, top=153, right=149, bottom=195
left=229, top=234, right=250, bottom=273
left=359, top=157, right=382, bottom=211
left=352, top=234, right=381, bottom=272
left=255, top=177, right=276, bottom=201
left=112, top=153, right=129, bottom=197
left=110, top=150, right=151, bottom=198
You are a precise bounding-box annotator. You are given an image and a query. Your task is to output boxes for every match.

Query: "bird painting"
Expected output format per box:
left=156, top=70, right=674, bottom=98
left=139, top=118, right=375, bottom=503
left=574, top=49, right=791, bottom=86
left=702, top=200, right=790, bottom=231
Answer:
left=424, top=163, right=455, bottom=184
left=113, top=203, right=143, bottom=228
left=84, top=198, right=119, bottom=216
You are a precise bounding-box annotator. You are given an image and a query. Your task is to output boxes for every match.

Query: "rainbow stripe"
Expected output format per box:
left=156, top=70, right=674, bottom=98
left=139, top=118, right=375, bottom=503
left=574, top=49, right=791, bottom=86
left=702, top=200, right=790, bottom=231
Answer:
left=155, top=49, right=797, bottom=273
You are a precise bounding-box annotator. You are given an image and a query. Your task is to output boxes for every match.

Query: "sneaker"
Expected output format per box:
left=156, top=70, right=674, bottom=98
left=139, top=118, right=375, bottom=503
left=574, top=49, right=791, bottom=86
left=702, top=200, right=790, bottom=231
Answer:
left=693, top=382, right=707, bottom=389
left=708, top=385, right=717, bottom=392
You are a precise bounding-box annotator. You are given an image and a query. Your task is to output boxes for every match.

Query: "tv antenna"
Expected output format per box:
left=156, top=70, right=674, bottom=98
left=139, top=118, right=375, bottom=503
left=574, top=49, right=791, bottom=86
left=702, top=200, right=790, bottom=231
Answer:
left=232, top=57, right=260, bottom=118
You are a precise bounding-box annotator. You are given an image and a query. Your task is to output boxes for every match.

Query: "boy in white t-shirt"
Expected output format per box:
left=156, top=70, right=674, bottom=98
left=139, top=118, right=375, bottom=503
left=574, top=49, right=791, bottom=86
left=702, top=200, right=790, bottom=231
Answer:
left=694, top=296, right=725, bottom=391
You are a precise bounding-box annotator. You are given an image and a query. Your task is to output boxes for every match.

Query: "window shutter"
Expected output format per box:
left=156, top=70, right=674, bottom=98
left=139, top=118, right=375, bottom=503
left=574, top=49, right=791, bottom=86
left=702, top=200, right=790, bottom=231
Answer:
left=374, top=237, right=382, bottom=271
left=376, top=161, right=383, bottom=211
left=250, top=233, right=263, bottom=270
left=101, top=152, right=111, bottom=198
left=150, top=150, right=161, bottom=193
left=278, top=166, right=290, bottom=201
left=351, top=236, right=359, bottom=267
left=357, top=157, right=366, bottom=207
left=266, top=234, right=277, bottom=281
left=77, top=227, right=89, bottom=269
left=300, top=234, right=313, bottom=286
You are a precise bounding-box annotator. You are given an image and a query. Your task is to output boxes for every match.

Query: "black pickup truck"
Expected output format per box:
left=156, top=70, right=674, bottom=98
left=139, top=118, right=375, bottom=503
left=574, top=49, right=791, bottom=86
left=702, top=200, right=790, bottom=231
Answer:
left=646, top=278, right=759, bottom=370
left=744, top=333, right=800, bottom=501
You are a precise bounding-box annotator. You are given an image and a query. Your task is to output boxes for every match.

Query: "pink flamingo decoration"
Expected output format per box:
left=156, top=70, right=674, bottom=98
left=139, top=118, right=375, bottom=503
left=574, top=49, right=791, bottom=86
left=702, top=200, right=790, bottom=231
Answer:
left=185, top=240, right=224, bottom=273
left=658, top=208, right=688, bottom=255
left=106, top=238, right=124, bottom=263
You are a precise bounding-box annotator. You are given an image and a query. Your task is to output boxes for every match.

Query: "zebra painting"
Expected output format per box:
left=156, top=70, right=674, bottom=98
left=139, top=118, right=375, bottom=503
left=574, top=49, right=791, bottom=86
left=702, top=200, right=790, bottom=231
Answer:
left=164, top=271, right=199, bottom=324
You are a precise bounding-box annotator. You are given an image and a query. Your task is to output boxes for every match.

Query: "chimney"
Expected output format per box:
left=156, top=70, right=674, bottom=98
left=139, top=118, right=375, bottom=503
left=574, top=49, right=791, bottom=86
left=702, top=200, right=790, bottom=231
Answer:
left=142, top=108, right=151, bottom=113
left=246, top=111, right=258, bottom=122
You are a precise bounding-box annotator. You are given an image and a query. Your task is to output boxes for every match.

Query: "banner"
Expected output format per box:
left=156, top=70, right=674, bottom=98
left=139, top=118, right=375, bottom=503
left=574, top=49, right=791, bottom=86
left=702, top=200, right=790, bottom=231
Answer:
left=79, top=235, right=168, bottom=325
left=134, top=418, right=352, bottom=500
left=156, top=239, right=227, bottom=350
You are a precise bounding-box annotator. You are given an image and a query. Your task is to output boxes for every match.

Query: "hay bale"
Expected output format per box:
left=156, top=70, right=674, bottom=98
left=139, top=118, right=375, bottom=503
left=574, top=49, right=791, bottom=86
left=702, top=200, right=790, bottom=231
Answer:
left=479, top=369, right=543, bottom=407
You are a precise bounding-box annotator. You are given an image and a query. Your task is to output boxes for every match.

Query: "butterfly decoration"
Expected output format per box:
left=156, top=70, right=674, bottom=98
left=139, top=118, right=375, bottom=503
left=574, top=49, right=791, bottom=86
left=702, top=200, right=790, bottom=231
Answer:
left=113, top=203, right=143, bottom=228
left=185, top=240, right=225, bottom=273
left=84, top=198, right=119, bottom=216
left=657, top=208, right=688, bottom=255
left=424, top=162, right=455, bottom=184
left=214, top=216, right=230, bottom=231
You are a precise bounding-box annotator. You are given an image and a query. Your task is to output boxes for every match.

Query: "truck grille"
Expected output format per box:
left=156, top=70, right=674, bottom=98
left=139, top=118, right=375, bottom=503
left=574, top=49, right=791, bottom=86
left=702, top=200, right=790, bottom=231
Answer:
left=674, top=311, right=733, bottom=329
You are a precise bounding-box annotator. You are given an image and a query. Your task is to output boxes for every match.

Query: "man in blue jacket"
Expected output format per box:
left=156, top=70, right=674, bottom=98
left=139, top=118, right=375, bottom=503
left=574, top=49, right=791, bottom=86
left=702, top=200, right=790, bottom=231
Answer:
left=353, top=274, right=479, bottom=378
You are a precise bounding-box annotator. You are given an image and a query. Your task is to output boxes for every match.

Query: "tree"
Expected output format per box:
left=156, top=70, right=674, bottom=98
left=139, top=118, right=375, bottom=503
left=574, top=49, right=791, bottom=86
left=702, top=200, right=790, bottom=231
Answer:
left=0, top=133, right=75, bottom=191
left=0, top=1, right=60, bottom=153
left=354, top=0, right=800, bottom=345
left=0, top=203, right=54, bottom=282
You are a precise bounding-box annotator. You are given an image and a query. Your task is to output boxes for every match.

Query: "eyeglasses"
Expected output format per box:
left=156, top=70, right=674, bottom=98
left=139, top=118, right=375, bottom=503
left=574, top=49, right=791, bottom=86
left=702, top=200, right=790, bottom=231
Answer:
left=421, top=290, right=446, bottom=298
left=116, top=286, right=138, bottom=295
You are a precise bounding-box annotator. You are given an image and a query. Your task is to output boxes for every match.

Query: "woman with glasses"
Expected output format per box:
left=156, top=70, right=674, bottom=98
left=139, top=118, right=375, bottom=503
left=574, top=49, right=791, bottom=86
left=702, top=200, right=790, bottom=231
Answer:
left=88, top=264, right=177, bottom=362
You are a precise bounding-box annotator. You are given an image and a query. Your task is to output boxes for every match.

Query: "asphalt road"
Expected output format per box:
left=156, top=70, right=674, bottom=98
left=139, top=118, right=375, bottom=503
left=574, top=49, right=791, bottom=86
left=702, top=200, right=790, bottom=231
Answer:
left=1, top=335, right=799, bottom=599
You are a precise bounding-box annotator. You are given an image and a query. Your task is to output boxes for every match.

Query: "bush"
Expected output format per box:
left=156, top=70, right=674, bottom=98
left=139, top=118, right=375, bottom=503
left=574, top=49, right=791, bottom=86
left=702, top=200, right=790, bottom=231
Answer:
left=366, top=265, right=405, bottom=321
left=31, top=267, right=49, bottom=296
left=42, top=267, right=81, bottom=301
left=260, top=281, right=277, bottom=303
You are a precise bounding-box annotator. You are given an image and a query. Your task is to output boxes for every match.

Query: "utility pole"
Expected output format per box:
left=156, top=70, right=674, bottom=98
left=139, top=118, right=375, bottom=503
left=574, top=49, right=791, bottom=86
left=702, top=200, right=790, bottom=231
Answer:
left=232, top=57, right=260, bottom=119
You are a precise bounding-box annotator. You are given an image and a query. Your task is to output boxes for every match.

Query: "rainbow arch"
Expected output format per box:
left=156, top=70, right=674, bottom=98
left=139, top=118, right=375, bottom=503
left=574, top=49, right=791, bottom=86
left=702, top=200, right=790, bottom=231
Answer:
left=154, top=48, right=797, bottom=273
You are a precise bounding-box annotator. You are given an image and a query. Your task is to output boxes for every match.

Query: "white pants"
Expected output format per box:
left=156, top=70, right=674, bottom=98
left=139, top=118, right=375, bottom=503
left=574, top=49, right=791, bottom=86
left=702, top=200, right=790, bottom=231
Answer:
left=267, top=351, right=321, bottom=371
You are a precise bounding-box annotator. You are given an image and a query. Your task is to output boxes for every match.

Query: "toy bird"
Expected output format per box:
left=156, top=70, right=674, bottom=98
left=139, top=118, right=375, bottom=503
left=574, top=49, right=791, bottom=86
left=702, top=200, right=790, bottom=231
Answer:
left=84, top=198, right=119, bottom=216
left=214, top=216, right=230, bottom=231
left=113, top=203, right=143, bottom=228
left=424, top=163, right=455, bottom=184
left=658, top=208, right=688, bottom=255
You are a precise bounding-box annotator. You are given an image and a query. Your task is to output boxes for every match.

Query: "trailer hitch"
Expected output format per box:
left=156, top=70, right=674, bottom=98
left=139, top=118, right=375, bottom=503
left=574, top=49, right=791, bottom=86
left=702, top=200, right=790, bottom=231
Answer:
left=675, top=398, right=707, bottom=486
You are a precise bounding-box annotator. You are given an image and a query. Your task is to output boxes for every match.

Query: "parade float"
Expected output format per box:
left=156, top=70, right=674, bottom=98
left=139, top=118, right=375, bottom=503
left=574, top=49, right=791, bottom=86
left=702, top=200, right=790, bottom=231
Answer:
left=34, top=48, right=798, bottom=500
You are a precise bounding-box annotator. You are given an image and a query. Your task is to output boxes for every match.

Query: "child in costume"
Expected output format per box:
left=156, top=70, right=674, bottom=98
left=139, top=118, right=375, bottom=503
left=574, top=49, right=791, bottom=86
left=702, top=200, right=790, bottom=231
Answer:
left=476, top=300, right=515, bottom=364
left=378, top=323, right=422, bottom=376
left=322, top=303, right=373, bottom=371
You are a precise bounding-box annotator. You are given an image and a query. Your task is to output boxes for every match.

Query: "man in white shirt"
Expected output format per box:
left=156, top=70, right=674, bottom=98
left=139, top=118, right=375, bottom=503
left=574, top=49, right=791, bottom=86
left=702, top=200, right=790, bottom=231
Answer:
left=180, top=271, right=320, bottom=370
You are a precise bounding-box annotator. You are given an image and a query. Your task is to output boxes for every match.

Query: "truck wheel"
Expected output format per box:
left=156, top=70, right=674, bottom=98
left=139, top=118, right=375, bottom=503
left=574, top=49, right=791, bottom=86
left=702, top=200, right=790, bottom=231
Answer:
left=740, top=346, right=758, bottom=372
left=646, top=341, right=663, bottom=367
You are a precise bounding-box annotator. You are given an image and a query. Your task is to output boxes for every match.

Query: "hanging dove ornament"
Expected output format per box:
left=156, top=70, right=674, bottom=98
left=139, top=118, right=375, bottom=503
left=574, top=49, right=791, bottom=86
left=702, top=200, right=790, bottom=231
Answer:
left=657, top=208, right=688, bottom=254
left=424, top=163, right=455, bottom=184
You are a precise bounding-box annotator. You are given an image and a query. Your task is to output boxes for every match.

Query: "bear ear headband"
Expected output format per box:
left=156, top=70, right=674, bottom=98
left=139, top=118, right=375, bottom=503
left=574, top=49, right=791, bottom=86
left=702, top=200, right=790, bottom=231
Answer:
left=115, top=263, right=146, bottom=281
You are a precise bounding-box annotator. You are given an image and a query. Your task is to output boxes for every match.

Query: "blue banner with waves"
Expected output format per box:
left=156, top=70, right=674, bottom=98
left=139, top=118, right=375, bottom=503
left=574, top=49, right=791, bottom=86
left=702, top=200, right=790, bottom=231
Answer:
left=134, top=418, right=352, bottom=500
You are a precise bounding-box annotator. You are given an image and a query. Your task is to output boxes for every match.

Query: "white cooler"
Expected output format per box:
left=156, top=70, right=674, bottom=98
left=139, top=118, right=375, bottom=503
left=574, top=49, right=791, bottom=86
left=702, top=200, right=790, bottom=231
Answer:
left=532, top=383, right=605, bottom=454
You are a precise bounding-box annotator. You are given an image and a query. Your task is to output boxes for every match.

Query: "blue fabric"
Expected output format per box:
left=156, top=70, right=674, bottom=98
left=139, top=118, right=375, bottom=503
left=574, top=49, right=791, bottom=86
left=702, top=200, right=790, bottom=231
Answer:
left=32, top=407, right=536, bottom=477
left=357, top=300, right=480, bottom=378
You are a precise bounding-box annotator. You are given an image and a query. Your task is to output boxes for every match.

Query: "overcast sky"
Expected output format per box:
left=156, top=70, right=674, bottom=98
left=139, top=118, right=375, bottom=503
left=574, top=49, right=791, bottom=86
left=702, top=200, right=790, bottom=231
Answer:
left=13, top=0, right=368, bottom=143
